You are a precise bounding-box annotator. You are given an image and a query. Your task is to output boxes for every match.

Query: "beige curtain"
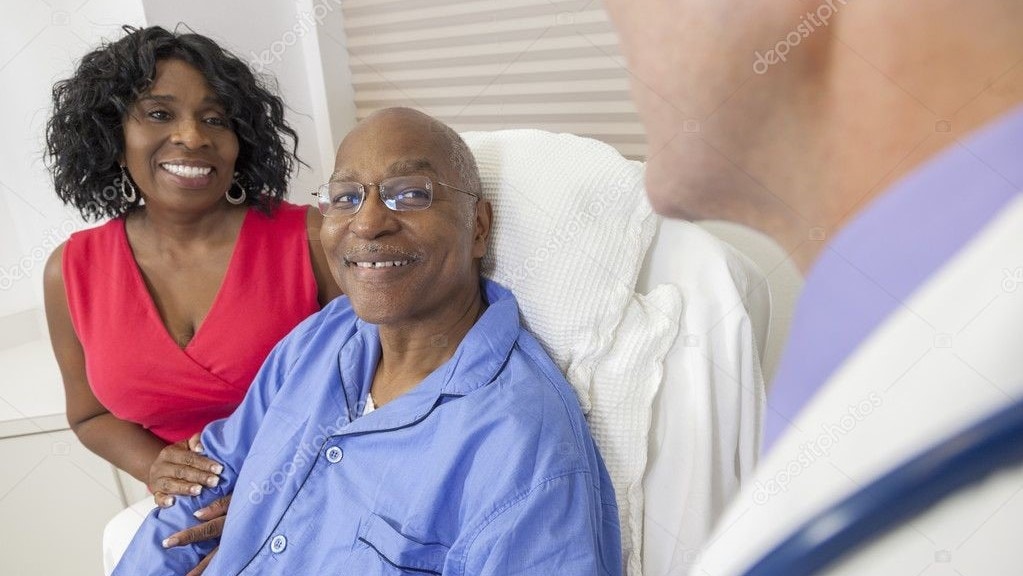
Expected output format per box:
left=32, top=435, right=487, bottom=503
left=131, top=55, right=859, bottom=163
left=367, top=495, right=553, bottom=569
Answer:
left=340, top=0, right=646, bottom=160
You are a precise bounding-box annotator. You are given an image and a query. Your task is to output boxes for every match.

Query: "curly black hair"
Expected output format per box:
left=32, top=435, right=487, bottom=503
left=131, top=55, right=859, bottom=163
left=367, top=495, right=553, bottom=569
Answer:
left=45, top=25, right=302, bottom=221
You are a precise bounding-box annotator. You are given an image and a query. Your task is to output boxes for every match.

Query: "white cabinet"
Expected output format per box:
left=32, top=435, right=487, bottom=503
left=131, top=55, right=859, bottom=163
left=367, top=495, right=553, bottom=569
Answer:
left=0, top=429, right=122, bottom=575
left=0, top=333, right=124, bottom=575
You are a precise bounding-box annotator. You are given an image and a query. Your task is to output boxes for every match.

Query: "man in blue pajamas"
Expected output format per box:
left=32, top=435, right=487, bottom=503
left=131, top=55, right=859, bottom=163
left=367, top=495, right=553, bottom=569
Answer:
left=114, top=107, right=621, bottom=575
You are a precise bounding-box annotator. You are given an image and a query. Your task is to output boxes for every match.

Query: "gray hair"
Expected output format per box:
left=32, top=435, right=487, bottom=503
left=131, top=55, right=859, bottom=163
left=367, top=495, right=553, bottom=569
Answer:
left=430, top=118, right=482, bottom=197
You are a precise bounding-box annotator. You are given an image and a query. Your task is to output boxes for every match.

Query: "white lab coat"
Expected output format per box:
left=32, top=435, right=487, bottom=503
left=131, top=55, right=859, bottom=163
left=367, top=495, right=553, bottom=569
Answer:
left=694, top=195, right=1023, bottom=575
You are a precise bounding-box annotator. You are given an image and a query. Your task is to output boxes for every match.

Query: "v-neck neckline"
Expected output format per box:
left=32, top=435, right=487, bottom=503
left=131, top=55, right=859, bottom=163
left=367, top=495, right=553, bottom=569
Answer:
left=119, top=208, right=253, bottom=353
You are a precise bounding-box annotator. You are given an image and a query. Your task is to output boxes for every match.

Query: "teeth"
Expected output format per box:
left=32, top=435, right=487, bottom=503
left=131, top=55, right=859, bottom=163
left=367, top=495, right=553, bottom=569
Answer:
left=352, top=260, right=412, bottom=269
left=162, top=164, right=212, bottom=178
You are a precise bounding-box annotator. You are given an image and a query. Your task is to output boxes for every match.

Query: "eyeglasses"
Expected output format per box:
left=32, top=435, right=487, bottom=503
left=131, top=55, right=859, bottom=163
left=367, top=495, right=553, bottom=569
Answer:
left=312, top=175, right=480, bottom=217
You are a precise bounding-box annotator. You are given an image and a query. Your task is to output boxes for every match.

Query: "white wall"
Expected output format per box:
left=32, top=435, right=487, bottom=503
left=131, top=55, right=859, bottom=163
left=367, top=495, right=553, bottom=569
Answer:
left=0, top=0, right=146, bottom=319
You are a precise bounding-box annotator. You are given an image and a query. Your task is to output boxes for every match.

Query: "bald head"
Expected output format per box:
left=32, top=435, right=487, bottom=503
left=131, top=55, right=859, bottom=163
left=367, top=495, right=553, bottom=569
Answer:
left=342, top=107, right=482, bottom=199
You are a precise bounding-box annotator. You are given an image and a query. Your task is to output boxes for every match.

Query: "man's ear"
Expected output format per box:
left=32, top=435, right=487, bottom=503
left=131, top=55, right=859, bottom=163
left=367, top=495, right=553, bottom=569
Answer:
left=472, top=199, right=492, bottom=260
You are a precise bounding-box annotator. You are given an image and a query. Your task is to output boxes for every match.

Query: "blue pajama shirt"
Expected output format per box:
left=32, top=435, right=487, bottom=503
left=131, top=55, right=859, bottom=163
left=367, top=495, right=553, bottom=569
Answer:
left=114, top=279, right=622, bottom=575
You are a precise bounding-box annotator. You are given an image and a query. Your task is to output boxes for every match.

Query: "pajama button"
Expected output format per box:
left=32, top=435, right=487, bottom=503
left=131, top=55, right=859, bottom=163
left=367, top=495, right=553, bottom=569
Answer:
left=270, top=534, right=287, bottom=553
left=326, top=446, right=344, bottom=463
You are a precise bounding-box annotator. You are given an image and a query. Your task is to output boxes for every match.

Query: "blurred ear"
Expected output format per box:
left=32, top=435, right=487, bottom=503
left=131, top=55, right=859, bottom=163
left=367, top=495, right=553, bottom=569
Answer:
left=471, top=199, right=492, bottom=260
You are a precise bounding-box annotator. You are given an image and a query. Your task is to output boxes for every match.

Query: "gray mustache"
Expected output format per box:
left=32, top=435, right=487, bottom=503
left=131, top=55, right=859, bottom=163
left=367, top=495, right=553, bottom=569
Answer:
left=343, top=243, right=421, bottom=261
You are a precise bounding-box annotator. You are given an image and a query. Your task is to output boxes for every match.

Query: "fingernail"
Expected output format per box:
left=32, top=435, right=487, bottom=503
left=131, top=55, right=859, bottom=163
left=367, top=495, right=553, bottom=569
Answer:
left=193, top=509, right=206, bottom=519
left=190, top=485, right=202, bottom=496
left=206, top=476, right=219, bottom=488
left=162, top=496, right=175, bottom=507
left=162, top=537, right=179, bottom=548
left=193, top=444, right=205, bottom=454
left=211, top=463, right=223, bottom=474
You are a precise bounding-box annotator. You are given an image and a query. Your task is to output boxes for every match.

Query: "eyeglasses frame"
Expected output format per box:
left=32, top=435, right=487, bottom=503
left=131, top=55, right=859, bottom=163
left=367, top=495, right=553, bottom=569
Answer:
left=312, top=175, right=480, bottom=217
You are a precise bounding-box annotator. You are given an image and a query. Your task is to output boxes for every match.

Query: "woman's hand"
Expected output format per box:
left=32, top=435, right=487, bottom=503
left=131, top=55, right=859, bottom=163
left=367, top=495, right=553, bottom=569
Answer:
left=148, top=433, right=224, bottom=507
left=162, top=494, right=232, bottom=576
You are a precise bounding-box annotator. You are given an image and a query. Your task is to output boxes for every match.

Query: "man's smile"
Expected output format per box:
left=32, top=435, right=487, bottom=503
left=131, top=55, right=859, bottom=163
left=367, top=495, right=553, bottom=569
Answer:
left=342, top=244, right=422, bottom=270
left=346, top=259, right=415, bottom=269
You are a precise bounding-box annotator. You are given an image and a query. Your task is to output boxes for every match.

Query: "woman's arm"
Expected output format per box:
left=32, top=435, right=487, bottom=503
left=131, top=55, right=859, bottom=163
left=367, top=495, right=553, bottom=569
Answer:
left=46, top=244, right=224, bottom=501
left=44, top=243, right=167, bottom=483
left=306, top=207, right=343, bottom=307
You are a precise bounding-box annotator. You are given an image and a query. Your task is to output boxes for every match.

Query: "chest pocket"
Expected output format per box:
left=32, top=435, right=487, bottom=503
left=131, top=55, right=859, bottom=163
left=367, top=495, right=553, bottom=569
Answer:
left=357, top=514, right=450, bottom=575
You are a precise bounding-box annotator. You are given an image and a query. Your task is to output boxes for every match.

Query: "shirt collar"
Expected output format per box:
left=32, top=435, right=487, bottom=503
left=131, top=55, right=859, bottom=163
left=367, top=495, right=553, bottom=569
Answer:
left=764, top=104, right=1023, bottom=451
left=336, top=279, right=521, bottom=433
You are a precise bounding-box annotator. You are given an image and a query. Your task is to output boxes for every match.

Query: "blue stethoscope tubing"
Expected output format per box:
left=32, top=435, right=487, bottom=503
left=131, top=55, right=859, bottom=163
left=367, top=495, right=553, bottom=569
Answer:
left=743, top=395, right=1023, bottom=575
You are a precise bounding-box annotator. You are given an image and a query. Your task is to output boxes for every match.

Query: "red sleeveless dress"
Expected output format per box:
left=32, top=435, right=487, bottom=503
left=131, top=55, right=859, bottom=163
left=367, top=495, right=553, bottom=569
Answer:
left=62, top=202, right=320, bottom=443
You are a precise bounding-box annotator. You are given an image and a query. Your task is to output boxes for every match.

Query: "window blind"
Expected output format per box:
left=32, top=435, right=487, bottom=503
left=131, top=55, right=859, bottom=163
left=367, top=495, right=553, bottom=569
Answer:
left=340, top=0, right=646, bottom=159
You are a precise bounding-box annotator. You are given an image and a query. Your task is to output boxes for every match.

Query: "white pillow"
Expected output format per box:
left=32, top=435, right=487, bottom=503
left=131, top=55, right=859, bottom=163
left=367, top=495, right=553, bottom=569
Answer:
left=463, top=130, right=682, bottom=575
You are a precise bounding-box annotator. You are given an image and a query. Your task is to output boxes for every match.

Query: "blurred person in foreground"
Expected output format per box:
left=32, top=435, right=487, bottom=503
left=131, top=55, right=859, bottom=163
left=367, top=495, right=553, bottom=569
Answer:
left=605, top=1, right=1023, bottom=573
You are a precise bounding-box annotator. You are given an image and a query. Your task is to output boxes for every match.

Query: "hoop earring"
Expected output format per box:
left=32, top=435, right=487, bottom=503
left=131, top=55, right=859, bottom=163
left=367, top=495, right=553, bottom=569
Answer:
left=226, top=172, right=247, bottom=205
left=120, top=166, right=137, bottom=203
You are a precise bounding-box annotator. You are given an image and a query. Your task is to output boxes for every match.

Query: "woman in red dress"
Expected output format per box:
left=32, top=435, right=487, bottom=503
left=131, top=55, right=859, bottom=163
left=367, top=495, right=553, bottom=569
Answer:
left=43, top=26, right=340, bottom=573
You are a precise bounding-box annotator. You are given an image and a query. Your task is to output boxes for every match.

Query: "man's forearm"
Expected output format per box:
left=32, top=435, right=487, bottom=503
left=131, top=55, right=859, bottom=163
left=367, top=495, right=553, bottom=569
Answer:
left=112, top=473, right=233, bottom=575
